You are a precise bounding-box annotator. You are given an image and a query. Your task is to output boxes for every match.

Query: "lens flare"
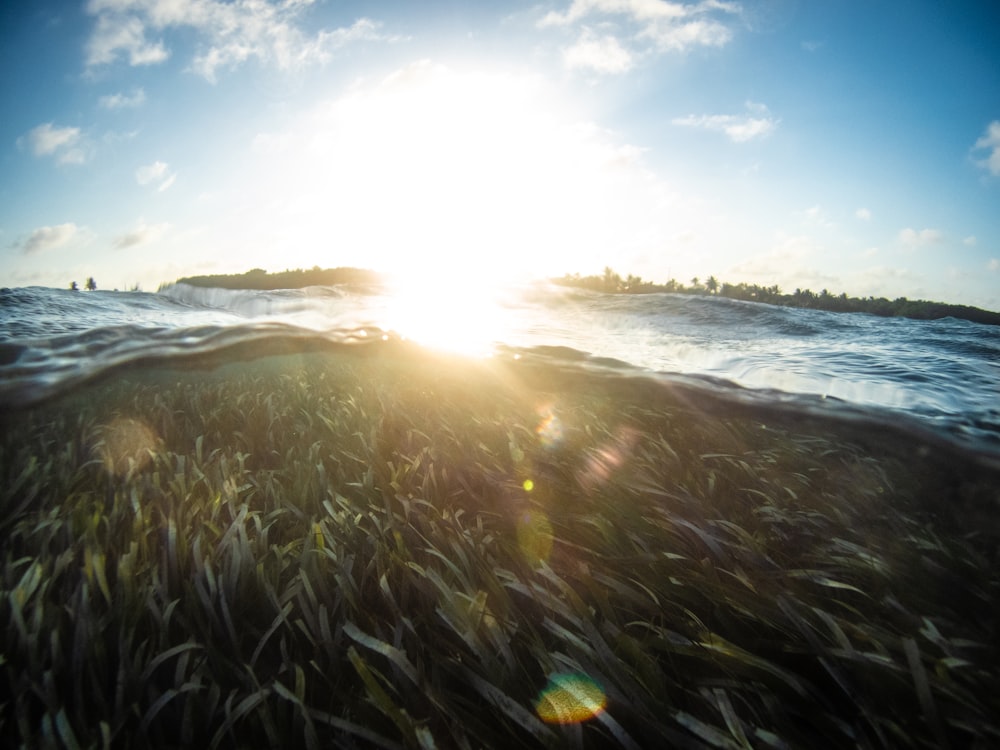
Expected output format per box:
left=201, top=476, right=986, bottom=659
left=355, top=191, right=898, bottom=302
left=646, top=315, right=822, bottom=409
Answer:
left=579, top=426, right=639, bottom=490
left=536, top=405, right=564, bottom=448
left=535, top=672, right=607, bottom=724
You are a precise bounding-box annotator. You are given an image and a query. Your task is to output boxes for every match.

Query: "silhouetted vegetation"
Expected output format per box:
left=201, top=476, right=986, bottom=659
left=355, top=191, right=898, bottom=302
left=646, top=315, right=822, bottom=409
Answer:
left=168, top=266, right=384, bottom=291
left=555, top=268, right=1000, bottom=326
left=162, top=264, right=998, bottom=326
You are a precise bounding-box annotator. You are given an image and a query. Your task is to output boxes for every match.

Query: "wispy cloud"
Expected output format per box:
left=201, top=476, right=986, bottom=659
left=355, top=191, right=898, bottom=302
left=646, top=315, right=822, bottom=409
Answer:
left=727, top=232, right=841, bottom=292
left=113, top=219, right=169, bottom=249
left=17, top=223, right=81, bottom=255
left=898, top=227, right=942, bottom=247
left=989, top=258, right=999, bottom=272
left=86, top=11, right=170, bottom=67
left=972, top=120, right=1000, bottom=176
left=540, top=0, right=740, bottom=63
left=672, top=101, right=778, bottom=142
left=17, top=123, right=90, bottom=165
left=964, top=235, right=977, bottom=246
left=801, top=204, right=834, bottom=229
left=855, top=207, right=872, bottom=220
left=135, top=160, right=176, bottom=191
left=563, top=29, right=634, bottom=73
left=99, top=87, right=147, bottom=109
left=85, top=0, right=395, bottom=82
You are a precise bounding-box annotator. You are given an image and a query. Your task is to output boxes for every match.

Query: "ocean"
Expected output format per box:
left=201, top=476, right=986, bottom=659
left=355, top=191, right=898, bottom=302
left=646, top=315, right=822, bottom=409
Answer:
left=2, top=282, right=999, bottom=457
left=1, top=281, right=999, bottom=747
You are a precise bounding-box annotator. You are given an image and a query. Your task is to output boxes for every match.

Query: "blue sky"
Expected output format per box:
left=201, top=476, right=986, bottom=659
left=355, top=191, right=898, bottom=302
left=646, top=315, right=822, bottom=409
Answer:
left=1, top=0, right=998, bottom=308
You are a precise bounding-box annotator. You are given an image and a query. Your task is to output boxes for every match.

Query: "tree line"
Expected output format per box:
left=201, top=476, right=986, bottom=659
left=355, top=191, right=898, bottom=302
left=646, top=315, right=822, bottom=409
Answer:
left=154, top=264, right=999, bottom=327
left=553, top=268, right=1000, bottom=326
left=165, top=266, right=384, bottom=291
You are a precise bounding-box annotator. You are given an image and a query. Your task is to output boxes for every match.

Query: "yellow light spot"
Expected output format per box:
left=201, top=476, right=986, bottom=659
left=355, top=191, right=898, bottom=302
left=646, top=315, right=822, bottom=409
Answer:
left=535, top=673, right=607, bottom=724
left=523, top=479, right=534, bottom=492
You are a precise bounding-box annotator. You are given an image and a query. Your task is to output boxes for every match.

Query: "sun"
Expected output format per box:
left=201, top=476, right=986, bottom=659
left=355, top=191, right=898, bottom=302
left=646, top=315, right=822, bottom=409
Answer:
left=380, top=264, right=519, bottom=357
left=344, top=61, right=583, bottom=276
left=251, top=60, right=668, bottom=277
left=243, top=59, right=684, bottom=344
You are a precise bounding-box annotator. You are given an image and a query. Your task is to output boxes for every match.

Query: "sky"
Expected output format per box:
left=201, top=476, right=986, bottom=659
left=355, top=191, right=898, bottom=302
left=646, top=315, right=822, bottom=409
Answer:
left=1, top=0, right=999, bottom=309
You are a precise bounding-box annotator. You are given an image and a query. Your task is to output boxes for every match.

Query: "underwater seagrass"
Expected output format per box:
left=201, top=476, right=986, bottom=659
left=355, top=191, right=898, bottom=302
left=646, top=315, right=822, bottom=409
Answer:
left=1, top=344, right=998, bottom=748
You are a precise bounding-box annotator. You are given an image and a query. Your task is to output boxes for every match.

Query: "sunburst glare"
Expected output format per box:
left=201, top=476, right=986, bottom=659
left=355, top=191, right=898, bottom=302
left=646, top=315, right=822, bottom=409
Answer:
left=381, top=270, right=518, bottom=356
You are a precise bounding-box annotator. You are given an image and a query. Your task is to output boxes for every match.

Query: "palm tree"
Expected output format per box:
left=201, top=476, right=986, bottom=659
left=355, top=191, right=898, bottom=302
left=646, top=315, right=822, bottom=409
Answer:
left=602, top=267, right=621, bottom=292
left=85, top=277, right=97, bottom=291
left=69, top=281, right=79, bottom=291
left=705, top=275, right=719, bottom=294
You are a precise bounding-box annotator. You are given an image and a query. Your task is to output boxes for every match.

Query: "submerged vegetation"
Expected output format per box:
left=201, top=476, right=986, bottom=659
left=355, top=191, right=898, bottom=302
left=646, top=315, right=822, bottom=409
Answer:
left=554, top=268, right=1000, bottom=326
left=1, top=345, right=998, bottom=747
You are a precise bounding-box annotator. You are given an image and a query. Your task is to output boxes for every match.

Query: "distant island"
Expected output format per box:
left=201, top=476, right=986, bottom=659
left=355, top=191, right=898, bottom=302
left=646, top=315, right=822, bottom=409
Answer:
left=165, top=266, right=384, bottom=291
left=164, top=265, right=1000, bottom=327
left=554, top=268, right=1000, bottom=327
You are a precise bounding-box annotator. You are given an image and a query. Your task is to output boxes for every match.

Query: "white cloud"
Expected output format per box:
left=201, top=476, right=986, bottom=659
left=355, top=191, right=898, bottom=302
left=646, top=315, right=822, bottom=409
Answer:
left=85, top=0, right=394, bottom=81
left=17, top=123, right=90, bottom=164
left=541, top=0, right=738, bottom=28
left=726, top=232, right=825, bottom=285
left=18, top=223, right=80, bottom=255
left=800, top=205, right=834, bottom=229
left=852, top=264, right=925, bottom=299
left=638, top=16, right=732, bottom=51
left=855, top=207, right=871, bottom=220
left=99, top=87, right=147, bottom=109
left=988, top=258, right=999, bottom=272
left=672, top=101, right=778, bottom=142
left=963, top=235, right=977, bottom=246
left=973, top=120, right=1000, bottom=176
left=112, top=220, right=169, bottom=249
left=19, top=123, right=79, bottom=155
left=135, top=160, right=176, bottom=191
left=898, top=227, right=942, bottom=247
left=87, top=13, right=170, bottom=67
left=540, top=0, right=739, bottom=60
left=563, top=28, right=634, bottom=73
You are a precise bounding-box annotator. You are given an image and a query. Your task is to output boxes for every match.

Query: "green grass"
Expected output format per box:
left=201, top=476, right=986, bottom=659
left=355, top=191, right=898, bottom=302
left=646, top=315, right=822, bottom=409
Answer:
left=1, top=346, right=998, bottom=748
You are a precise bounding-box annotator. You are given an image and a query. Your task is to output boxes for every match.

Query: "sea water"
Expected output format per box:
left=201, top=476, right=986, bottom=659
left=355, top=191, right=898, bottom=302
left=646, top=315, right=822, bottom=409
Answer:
left=2, top=281, right=999, bottom=747
left=1, top=283, right=998, bottom=459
